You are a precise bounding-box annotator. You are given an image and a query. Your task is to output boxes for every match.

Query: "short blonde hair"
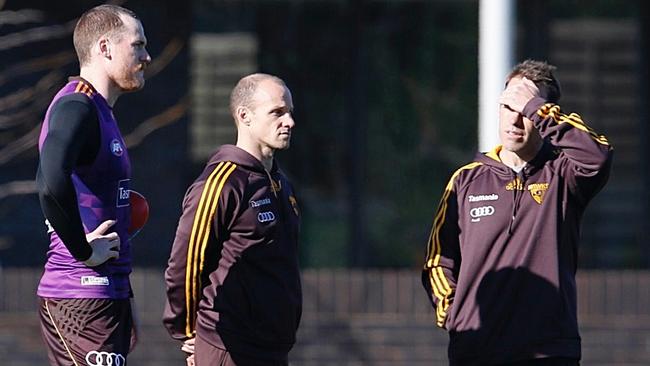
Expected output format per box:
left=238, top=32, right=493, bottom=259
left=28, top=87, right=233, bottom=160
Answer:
left=73, top=5, right=138, bottom=66
left=229, top=73, right=286, bottom=121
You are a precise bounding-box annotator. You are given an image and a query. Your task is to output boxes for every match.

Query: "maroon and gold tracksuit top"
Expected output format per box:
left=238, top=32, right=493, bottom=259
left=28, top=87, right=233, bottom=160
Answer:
left=163, top=145, right=301, bottom=360
left=422, top=97, right=612, bottom=365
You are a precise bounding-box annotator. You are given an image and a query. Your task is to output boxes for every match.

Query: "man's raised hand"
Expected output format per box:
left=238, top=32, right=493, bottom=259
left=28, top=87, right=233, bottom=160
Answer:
left=499, top=76, right=539, bottom=114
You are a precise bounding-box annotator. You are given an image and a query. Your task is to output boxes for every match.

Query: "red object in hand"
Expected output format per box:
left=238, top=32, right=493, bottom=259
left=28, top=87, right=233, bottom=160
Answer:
left=128, top=190, right=149, bottom=236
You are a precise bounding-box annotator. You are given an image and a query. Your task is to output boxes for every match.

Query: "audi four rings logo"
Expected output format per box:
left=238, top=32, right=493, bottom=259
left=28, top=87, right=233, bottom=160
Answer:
left=258, top=211, right=276, bottom=223
left=85, top=351, right=125, bottom=366
left=470, top=205, right=495, bottom=222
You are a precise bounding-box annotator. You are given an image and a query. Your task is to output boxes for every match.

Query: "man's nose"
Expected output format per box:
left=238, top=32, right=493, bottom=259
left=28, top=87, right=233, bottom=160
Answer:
left=284, top=115, right=295, bottom=128
left=142, top=50, right=152, bottom=64
left=511, top=113, right=524, bottom=126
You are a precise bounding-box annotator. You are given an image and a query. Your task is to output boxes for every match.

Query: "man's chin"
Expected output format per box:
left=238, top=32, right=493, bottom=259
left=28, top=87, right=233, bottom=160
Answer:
left=122, top=84, right=144, bottom=93
left=118, top=79, right=145, bottom=93
left=502, top=140, right=523, bottom=150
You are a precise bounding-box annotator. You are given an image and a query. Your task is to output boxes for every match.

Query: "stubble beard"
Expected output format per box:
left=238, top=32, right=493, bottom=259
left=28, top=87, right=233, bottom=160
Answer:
left=277, top=137, right=291, bottom=150
left=115, top=66, right=145, bottom=93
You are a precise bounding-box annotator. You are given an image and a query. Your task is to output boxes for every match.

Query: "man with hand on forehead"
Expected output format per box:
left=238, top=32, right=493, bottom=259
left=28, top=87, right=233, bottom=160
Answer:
left=422, top=60, right=612, bottom=365
left=35, top=4, right=151, bottom=365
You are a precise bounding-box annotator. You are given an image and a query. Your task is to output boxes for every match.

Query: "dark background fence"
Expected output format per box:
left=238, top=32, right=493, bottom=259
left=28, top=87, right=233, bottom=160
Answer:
left=2, top=268, right=650, bottom=365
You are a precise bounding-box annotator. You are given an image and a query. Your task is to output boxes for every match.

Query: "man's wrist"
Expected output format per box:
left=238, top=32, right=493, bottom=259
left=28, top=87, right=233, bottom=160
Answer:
left=523, top=97, right=547, bottom=120
left=73, top=240, right=93, bottom=262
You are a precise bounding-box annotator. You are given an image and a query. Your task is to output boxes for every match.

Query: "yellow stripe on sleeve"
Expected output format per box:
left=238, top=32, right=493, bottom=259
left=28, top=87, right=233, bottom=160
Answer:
left=81, top=84, right=93, bottom=98
left=197, top=163, right=237, bottom=286
left=424, top=162, right=482, bottom=326
left=73, top=81, right=94, bottom=98
left=537, top=103, right=609, bottom=145
left=183, top=162, right=236, bottom=337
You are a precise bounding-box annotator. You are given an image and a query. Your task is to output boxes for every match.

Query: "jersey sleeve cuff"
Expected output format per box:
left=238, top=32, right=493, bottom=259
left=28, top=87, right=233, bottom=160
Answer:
left=71, top=241, right=93, bottom=262
left=523, top=97, right=547, bottom=121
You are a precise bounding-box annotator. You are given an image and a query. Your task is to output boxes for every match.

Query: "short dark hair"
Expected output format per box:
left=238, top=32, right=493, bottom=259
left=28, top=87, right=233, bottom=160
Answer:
left=506, top=59, right=561, bottom=103
left=73, top=5, right=138, bottom=66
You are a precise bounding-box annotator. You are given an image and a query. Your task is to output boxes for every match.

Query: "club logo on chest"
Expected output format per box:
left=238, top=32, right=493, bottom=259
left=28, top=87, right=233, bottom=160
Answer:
left=110, top=139, right=124, bottom=156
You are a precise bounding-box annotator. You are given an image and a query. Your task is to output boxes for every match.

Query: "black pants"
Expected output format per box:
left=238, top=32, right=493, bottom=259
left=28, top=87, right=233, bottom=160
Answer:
left=499, top=358, right=580, bottom=366
left=194, top=336, right=288, bottom=366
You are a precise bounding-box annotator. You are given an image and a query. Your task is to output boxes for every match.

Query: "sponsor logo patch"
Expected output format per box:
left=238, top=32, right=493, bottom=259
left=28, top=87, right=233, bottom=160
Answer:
left=505, top=178, right=524, bottom=191
left=468, top=194, right=499, bottom=202
left=250, top=198, right=271, bottom=208
left=81, top=276, right=110, bottom=286
left=86, top=351, right=125, bottom=366
left=110, top=139, right=124, bottom=157
left=116, top=179, right=130, bottom=207
left=258, top=211, right=276, bottom=223
left=470, top=205, right=495, bottom=222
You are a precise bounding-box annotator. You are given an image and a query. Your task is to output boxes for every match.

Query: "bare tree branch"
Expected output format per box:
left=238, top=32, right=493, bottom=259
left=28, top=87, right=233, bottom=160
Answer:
left=0, top=19, right=75, bottom=51
left=0, top=123, right=39, bottom=164
left=145, top=37, right=185, bottom=80
left=0, top=180, right=36, bottom=200
left=0, top=51, right=75, bottom=86
left=0, top=9, right=45, bottom=25
left=124, top=96, right=188, bottom=147
left=0, top=70, right=63, bottom=124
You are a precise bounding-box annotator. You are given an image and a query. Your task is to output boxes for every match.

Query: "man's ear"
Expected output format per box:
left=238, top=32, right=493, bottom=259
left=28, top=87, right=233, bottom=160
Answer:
left=98, top=37, right=111, bottom=59
left=236, top=106, right=250, bottom=126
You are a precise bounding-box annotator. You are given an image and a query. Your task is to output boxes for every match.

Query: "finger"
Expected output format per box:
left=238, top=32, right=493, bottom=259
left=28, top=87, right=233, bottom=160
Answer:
left=94, top=220, right=116, bottom=235
left=521, top=76, right=533, bottom=86
left=527, top=81, right=540, bottom=93
left=517, top=77, right=538, bottom=91
left=105, top=232, right=119, bottom=241
left=181, top=345, right=194, bottom=353
left=181, top=344, right=193, bottom=353
left=109, top=250, right=120, bottom=260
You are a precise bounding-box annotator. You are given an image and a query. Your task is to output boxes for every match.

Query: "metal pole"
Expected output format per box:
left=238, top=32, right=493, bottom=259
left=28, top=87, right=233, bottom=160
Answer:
left=479, top=0, right=515, bottom=152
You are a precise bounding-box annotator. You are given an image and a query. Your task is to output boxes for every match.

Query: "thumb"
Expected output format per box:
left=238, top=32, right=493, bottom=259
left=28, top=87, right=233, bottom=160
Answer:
left=93, top=220, right=116, bottom=235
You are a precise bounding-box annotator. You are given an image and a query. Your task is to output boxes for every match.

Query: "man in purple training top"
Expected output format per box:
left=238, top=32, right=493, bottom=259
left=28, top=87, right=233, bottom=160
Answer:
left=422, top=60, right=613, bottom=365
left=35, top=5, right=151, bottom=365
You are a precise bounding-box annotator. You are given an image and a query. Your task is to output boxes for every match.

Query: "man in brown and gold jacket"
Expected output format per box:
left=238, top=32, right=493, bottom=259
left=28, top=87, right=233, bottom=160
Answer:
left=422, top=60, right=613, bottom=366
left=164, top=73, right=301, bottom=366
